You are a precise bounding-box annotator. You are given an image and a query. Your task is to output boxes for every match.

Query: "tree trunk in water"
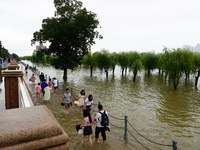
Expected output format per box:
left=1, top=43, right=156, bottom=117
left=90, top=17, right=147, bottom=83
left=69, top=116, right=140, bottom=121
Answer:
left=125, top=67, right=127, bottom=76
left=195, top=69, right=200, bottom=87
left=173, top=79, right=178, bottom=90
left=148, top=69, right=150, bottom=76
left=105, top=70, right=108, bottom=79
left=122, top=68, right=124, bottom=76
left=133, top=71, right=137, bottom=81
left=112, top=68, right=115, bottom=77
left=158, top=68, right=161, bottom=75
left=63, top=68, right=67, bottom=81
left=90, top=65, right=93, bottom=77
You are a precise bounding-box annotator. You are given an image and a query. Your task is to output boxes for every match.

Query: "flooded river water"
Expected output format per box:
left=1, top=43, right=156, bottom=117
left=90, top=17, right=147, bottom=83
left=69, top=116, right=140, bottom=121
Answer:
left=4, top=60, right=200, bottom=150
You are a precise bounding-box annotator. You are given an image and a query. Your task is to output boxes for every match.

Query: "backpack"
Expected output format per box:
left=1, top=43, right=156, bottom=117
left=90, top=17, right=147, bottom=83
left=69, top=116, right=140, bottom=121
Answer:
left=99, top=111, right=109, bottom=127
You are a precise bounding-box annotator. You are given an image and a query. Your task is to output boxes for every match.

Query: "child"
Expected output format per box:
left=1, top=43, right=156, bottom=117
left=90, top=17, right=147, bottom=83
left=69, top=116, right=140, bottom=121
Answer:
left=78, top=89, right=86, bottom=112
left=80, top=109, right=93, bottom=146
left=35, top=83, right=42, bottom=98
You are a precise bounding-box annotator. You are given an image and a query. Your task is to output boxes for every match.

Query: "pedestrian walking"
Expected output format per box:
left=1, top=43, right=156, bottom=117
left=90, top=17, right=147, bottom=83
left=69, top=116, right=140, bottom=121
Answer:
left=39, top=73, right=45, bottom=82
left=48, top=78, right=53, bottom=93
left=53, top=77, right=58, bottom=93
left=80, top=109, right=93, bottom=146
left=61, top=88, right=72, bottom=113
left=78, top=89, right=86, bottom=112
left=41, top=80, right=48, bottom=96
left=85, top=94, right=93, bottom=112
left=43, top=84, right=51, bottom=102
left=29, top=74, right=36, bottom=83
left=36, top=83, right=42, bottom=98
left=94, top=104, right=109, bottom=143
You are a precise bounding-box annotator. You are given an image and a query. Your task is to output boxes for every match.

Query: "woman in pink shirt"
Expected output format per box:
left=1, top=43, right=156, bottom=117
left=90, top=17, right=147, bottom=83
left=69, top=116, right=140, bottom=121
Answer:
left=80, top=109, right=93, bottom=146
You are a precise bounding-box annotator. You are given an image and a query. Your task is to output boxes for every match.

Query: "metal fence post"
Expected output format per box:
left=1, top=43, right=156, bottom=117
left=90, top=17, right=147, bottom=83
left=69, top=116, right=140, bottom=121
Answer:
left=124, top=115, right=128, bottom=141
left=172, top=140, right=177, bottom=150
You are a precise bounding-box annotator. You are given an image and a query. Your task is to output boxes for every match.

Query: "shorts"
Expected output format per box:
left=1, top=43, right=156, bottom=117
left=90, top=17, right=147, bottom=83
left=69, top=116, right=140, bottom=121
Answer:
left=86, top=105, right=91, bottom=112
left=54, top=86, right=58, bottom=90
left=84, top=126, right=92, bottom=135
left=64, top=103, right=70, bottom=109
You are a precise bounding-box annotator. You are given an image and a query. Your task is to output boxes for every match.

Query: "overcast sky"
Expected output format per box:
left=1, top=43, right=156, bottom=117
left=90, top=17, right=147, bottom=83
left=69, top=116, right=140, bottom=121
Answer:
left=1, top=0, right=200, bottom=56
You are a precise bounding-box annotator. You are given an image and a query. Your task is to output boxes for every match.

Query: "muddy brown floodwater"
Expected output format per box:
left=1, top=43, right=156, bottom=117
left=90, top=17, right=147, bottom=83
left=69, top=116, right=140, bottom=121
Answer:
left=17, top=61, right=200, bottom=149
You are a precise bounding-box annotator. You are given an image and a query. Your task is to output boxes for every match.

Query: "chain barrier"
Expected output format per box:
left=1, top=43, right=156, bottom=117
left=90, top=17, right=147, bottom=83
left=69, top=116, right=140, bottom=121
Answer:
left=108, top=113, right=124, bottom=120
left=109, top=122, right=124, bottom=129
left=128, top=121, right=172, bottom=147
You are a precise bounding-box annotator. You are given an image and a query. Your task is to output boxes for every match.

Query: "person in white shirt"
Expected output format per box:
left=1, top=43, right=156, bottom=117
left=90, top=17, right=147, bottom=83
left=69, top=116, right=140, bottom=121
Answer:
left=94, top=104, right=108, bottom=143
left=84, top=94, right=93, bottom=112
left=53, top=77, right=58, bottom=93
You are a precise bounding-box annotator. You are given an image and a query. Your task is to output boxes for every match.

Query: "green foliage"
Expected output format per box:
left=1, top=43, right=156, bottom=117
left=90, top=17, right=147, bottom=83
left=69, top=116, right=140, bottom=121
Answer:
left=93, top=50, right=111, bottom=78
left=117, top=52, right=129, bottom=76
left=141, top=52, right=158, bottom=76
left=162, top=48, right=195, bottom=89
left=31, top=0, right=101, bottom=80
left=81, top=52, right=96, bottom=69
left=10, top=53, right=19, bottom=59
left=128, top=52, right=143, bottom=81
left=0, top=41, right=10, bottom=58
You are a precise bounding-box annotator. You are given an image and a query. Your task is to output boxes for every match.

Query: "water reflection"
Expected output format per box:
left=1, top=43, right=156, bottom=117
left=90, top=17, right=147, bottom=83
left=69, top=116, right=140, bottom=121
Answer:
left=22, top=60, right=200, bottom=150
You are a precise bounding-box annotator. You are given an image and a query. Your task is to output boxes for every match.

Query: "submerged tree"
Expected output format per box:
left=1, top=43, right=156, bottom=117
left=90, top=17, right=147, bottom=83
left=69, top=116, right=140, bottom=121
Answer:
left=110, top=52, right=118, bottom=76
left=128, top=52, right=143, bottom=81
left=31, top=0, right=101, bottom=80
left=93, top=50, right=110, bottom=78
left=81, top=52, right=97, bottom=76
left=117, top=52, right=129, bottom=76
left=141, top=52, right=158, bottom=76
left=164, top=48, right=183, bottom=90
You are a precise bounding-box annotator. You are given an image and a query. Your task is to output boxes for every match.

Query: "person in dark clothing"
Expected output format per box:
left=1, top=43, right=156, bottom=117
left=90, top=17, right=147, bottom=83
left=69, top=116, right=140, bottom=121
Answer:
left=39, top=73, right=45, bottom=82
left=41, top=80, right=48, bottom=96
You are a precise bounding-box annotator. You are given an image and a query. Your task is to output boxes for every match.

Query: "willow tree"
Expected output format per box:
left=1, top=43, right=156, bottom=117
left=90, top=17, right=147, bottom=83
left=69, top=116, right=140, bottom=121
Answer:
left=179, top=49, right=195, bottom=81
left=194, top=53, right=200, bottom=86
left=93, top=50, right=111, bottom=78
left=164, top=48, right=183, bottom=90
left=141, top=52, right=158, bottom=76
left=81, top=52, right=97, bottom=76
left=31, top=0, right=101, bottom=80
left=128, top=52, right=143, bottom=81
left=117, top=52, right=129, bottom=76
left=110, top=52, right=118, bottom=76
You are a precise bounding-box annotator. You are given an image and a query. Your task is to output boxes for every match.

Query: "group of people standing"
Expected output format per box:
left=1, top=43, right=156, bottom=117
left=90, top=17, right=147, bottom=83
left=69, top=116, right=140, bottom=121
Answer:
left=80, top=104, right=109, bottom=146
left=35, top=76, right=58, bottom=102
left=61, top=88, right=109, bottom=146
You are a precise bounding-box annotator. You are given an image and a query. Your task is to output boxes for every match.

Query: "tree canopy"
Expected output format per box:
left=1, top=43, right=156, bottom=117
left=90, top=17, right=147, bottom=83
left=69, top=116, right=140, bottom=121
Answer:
left=31, top=0, right=101, bottom=80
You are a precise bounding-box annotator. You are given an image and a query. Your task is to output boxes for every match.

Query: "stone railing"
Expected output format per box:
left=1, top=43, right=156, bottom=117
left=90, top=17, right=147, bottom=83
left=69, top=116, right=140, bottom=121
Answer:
left=0, top=62, right=69, bottom=149
left=18, top=77, right=34, bottom=108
